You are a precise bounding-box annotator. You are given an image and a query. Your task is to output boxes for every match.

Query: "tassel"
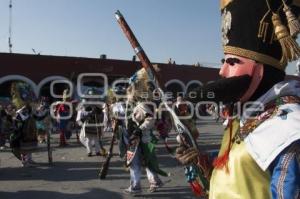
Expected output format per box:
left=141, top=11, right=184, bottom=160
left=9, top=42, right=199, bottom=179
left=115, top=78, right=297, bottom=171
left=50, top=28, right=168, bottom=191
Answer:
left=212, top=149, right=230, bottom=173
left=189, top=181, right=203, bottom=197
left=272, top=13, right=300, bottom=62
left=283, top=4, right=300, bottom=37
left=212, top=119, right=233, bottom=173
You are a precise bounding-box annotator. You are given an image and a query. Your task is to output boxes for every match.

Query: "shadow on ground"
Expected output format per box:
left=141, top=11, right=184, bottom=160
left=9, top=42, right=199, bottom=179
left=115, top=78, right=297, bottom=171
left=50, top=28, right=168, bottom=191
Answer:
left=0, top=189, right=123, bottom=199
left=0, top=160, right=128, bottom=181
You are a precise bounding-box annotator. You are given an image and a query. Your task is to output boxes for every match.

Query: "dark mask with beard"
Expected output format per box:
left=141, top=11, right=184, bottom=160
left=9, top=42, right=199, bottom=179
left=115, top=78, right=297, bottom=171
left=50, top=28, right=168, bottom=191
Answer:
left=186, top=74, right=252, bottom=105
left=185, top=64, right=285, bottom=109
left=248, top=64, right=285, bottom=101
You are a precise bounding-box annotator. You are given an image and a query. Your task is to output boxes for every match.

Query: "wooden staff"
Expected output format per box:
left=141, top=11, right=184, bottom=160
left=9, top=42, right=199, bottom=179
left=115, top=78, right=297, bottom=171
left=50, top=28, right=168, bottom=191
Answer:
left=99, top=119, right=118, bottom=179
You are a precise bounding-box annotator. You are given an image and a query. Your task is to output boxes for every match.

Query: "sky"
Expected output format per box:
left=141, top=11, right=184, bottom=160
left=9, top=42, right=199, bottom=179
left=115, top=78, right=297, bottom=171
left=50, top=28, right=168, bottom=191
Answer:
left=0, top=0, right=298, bottom=74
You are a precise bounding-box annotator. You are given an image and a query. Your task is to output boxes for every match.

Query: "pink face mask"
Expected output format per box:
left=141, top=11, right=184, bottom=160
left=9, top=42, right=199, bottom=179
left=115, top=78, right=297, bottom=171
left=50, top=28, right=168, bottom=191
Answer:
left=219, top=54, right=264, bottom=102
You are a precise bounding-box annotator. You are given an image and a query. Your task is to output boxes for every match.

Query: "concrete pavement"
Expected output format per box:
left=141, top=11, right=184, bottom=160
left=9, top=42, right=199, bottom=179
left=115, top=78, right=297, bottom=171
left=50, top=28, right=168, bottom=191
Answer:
left=0, top=120, right=223, bottom=199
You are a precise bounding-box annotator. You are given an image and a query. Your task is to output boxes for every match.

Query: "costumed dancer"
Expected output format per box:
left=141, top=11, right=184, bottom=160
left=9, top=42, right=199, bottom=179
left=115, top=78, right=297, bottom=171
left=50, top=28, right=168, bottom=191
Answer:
left=54, top=89, right=70, bottom=147
left=114, top=9, right=211, bottom=197
left=180, top=0, right=300, bottom=198
left=102, top=101, right=113, bottom=133
left=110, top=96, right=128, bottom=159
left=76, top=89, right=107, bottom=157
left=1, top=105, right=15, bottom=150
left=9, top=83, right=43, bottom=167
left=0, top=106, right=7, bottom=149
left=35, top=97, right=50, bottom=144
left=124, top=68, right=168, bottom=194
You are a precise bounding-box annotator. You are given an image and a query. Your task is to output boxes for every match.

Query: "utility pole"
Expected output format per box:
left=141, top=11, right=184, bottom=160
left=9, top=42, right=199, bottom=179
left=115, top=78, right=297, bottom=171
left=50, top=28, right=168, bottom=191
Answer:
left=8, top=0, right=13, bottom=53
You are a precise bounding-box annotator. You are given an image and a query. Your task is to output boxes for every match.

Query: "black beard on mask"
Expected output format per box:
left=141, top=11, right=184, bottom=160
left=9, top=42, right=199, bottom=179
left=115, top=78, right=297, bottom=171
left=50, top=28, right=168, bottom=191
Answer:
left=249, top=64, right=285, bottom=101
left=186, top=75, right=252, bottom=104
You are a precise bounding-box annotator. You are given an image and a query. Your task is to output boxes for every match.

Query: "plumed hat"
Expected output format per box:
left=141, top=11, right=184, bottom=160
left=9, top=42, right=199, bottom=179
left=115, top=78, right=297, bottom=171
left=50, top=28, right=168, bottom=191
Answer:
left=128, top=68, right=152, bottom=100
left=221, top=0, right=300, bottom=71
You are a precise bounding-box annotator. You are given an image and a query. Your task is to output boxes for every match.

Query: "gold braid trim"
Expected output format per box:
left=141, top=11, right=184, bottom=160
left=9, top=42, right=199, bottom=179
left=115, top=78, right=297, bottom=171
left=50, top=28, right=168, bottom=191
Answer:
left=224, top=45, right=287, bottom=71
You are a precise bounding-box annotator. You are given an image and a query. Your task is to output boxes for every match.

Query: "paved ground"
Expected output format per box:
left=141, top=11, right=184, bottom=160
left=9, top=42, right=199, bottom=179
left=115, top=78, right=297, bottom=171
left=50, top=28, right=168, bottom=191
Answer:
left=0, top=120, right=223, bottom=199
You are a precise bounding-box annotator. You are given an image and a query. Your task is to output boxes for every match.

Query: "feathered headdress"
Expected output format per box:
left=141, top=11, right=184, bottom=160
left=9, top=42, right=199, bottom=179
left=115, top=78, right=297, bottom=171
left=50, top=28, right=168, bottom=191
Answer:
left=128, top=68, right=152, bottom=101
left=10, top=82, right=25, bottom=110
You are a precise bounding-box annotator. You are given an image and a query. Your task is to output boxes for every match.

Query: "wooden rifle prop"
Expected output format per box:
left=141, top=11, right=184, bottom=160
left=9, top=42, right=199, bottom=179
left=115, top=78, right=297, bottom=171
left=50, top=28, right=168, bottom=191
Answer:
left=115, top=10, right=210, bottom=197
left=99, top=119, right=118, bottom=179
left=115, top=10, right=197, bottom=148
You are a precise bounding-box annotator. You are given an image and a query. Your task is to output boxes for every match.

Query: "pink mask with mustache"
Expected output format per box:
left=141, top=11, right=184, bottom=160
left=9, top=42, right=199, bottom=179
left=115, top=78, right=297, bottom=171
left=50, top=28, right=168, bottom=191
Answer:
left=219, top=54, right=264, bottom=102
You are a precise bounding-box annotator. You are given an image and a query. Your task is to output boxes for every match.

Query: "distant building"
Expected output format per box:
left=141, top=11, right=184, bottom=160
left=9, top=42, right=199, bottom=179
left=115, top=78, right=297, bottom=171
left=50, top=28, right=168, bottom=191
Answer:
left=0, top=53, right=298, bottom=101
left=0, top=53, right=220, bottom=100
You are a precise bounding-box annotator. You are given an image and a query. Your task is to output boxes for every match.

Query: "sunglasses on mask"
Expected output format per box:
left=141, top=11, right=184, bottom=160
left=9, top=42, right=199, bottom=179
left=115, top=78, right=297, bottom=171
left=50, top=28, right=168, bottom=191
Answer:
left=221, top=57, right=241, bottom=66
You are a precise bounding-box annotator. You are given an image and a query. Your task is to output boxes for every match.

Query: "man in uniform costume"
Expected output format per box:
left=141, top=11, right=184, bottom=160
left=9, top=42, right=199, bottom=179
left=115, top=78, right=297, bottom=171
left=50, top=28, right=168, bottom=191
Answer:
left=76, top=89, right=106, bottom=156
left=124, top=68, right=168, bottom=194
left=54, top=89, right=71, bottom=147
left=178, top=0, right=300, bottom=198
left=9, top=83, right=44, bottom=167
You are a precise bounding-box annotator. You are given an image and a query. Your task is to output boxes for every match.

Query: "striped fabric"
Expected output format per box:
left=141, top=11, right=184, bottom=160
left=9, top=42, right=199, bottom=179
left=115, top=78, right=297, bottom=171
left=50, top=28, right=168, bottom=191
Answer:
left=270, top=141, right=300, bottom=199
